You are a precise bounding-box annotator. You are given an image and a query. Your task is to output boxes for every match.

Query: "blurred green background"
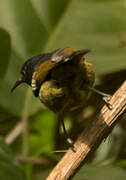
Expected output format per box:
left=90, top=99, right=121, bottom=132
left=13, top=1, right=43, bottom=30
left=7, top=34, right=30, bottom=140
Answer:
left=0, top=0, right=126, bottom=179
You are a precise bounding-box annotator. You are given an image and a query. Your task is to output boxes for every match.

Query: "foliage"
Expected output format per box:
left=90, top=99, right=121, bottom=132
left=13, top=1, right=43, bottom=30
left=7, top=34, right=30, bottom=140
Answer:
left=0, top=0, right=126, bottom=179
left=0, top=137, right=26, bottom=180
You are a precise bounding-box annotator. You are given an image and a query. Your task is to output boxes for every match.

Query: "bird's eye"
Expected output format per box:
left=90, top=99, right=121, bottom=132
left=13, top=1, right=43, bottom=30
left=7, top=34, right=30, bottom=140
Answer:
left=21, top=70, right=26, bottom=76
left=20, top=70, right=26, bottom=82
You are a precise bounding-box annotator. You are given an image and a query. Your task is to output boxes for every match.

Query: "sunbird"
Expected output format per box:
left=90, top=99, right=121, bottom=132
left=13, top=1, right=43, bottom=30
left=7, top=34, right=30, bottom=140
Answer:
left=11, top=48, right=111, bottom=146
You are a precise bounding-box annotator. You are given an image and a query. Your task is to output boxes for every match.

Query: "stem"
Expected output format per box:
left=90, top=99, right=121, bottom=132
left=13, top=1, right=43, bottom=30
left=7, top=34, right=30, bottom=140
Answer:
left=22, top=89, right=31, bottom=156
left=47, top=81, right=126, bottom=180
left=5, top=122, right=24, bottom=145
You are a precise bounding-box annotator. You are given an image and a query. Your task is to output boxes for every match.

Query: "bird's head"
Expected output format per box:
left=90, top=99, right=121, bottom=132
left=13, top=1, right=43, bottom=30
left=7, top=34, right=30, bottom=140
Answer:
left=11, top=55, right=43, bottom=92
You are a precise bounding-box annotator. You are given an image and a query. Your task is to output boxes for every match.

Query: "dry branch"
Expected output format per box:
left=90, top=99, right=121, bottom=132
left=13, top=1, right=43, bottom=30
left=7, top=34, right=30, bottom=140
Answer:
left=6, top=122, right=24, bottom=145
left=47, top=81, right=126, bottom=180
left=17, top=156, right=56, bottom=166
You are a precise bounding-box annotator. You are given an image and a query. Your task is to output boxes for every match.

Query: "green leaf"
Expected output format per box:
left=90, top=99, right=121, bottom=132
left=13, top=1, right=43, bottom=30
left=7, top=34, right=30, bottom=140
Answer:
left=29, top=110, right=56, bottom=155
left=46, top=0, right=126, bottom=75
left=0, top=28, right=11, bottom=78
left=93, top=125, right=123, bottom=164
left=73, top=164, right=126, bottom=180
left=31, top=0, right=70, bottom=31
left=0, top=0, right=48, bottom=57
left=0, top=137, right=26, bottom=180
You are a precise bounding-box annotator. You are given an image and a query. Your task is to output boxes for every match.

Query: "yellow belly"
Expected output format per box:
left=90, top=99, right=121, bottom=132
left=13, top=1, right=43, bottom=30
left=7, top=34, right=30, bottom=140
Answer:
left=38, top=58, right=95, bottom=113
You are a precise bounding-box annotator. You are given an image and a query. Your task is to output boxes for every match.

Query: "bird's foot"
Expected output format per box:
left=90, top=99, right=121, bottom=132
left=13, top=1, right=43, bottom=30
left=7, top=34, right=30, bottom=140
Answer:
left=66, top=138, right=76, bottom=152
left=102, top=94, right=113, bottom=110
left=89, top=87, right=113, bottom=110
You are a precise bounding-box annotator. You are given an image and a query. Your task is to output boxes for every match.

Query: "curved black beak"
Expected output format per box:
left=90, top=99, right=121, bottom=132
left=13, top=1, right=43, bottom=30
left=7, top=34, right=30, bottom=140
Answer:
left=11, top=79, right=24, bottom=93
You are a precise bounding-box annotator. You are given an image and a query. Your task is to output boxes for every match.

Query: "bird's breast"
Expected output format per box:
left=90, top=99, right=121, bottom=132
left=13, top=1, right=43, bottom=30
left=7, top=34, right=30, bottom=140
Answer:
left=38, top=58, right=95, bottom=113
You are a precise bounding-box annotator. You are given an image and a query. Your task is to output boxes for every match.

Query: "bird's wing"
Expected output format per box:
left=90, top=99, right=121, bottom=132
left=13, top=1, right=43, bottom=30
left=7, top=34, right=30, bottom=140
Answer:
left=51, top=48, right=76, bottom=63
left=51, top=48, right=90, bottom=63
left=31, top=48, right=90, bottom=96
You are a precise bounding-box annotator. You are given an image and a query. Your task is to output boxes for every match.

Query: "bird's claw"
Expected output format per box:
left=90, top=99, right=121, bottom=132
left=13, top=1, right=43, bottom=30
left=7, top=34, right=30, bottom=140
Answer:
left=67, top=138, right=76, bottom=152
left=102, top=95, right=113, bottom=110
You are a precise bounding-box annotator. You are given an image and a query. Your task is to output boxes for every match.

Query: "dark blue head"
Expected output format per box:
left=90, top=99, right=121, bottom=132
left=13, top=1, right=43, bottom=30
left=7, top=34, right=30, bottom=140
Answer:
left=11, top=53, right=52, bottom=92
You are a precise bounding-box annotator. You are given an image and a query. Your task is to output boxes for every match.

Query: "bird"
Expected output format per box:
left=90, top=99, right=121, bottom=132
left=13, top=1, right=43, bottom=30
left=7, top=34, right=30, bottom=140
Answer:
left=11, top=48, right=111, bottom=147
